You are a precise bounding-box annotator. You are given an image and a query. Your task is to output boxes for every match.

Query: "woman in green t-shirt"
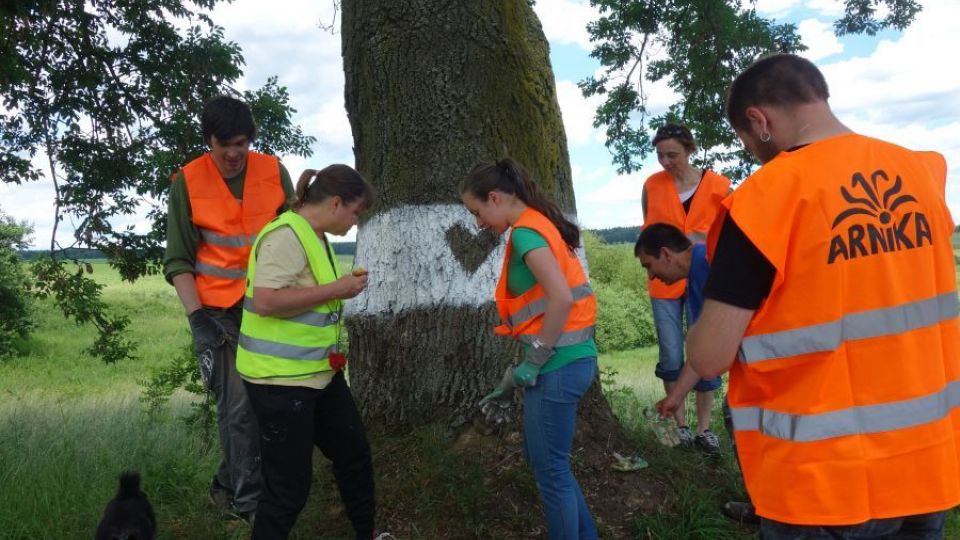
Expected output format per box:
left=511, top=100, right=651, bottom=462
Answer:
left=461, top=158, right=598, bottom=540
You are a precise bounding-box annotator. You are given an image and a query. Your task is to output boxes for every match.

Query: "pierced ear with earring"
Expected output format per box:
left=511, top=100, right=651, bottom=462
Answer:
left=760, top=131, right=771, bottom=143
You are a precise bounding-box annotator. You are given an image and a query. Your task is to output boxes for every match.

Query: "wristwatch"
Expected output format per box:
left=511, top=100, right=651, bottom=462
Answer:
left=531, top=337, right=544, bottom=347
left=528, top=337, right=555, bottom=364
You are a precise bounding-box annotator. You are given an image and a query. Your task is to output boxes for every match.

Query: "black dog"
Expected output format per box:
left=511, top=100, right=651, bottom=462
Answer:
left=95, top=471, right=156, bottom=540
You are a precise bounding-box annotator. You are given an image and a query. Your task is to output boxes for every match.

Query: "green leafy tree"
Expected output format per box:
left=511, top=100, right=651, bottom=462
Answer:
left=581, top=0, right=921, bottom=180
left=0, top=210, right=34, bottom=359
left=0, top=1, right=314, bottom=362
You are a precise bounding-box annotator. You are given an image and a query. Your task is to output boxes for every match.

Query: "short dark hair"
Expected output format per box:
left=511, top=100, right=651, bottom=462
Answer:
left=201, top=95, right=257, bottom=145
left=725, top=54, right=830, bottom=132
left=635, top=223, right=692, bottom=257
left=652, top=123, right=696, bottom=153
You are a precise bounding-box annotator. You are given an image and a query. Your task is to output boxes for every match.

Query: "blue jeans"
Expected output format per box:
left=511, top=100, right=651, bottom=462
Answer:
left=523, top=356, right=599, bottom=540
left=650, top=297, right=720, bottom=392
left=760, top=511, right=948, bottom=539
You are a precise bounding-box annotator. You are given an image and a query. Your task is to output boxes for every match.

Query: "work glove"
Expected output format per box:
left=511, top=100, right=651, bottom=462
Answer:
left=479, top=366, right=516, bottom=425
left=188, top=309, right=228, bottom=388
left=512, top=341, right=554, bottom=387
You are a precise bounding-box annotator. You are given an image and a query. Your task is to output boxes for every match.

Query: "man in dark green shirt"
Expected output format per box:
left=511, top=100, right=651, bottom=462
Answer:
left=162, top=96, right=294, bottom=523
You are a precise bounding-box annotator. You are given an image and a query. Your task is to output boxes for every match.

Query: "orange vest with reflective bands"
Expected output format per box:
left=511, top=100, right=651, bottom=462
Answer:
left=717, top=134, right=960, bottom=525
left=494, top=209, right=597, bottom=347
left=181, top=152, right=285, bottom=308
left=643, top=170, right=729, bottom=299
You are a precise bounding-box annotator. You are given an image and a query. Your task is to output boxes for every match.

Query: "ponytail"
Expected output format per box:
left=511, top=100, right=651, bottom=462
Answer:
left=295, top=164, right=375, bottom=210
left=461, top=158, right=580, bottom=249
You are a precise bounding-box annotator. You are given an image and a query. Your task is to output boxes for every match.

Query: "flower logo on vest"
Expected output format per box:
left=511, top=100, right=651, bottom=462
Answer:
left=828, top=169, right=932, bottom=264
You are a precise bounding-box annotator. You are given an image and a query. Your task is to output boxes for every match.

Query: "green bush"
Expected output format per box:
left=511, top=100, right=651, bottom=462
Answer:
left=593, top=282, right=656, bottom=352
left=584, top=231, right=656, bottom=352
left=0, top=213, right=33, bottom=358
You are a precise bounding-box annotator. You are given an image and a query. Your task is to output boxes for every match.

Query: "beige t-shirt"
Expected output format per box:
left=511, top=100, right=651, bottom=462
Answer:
left=242, top=225, right=336, bottom=390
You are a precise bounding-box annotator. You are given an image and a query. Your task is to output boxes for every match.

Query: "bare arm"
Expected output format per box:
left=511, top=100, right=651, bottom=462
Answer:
left=171, top=273, right=202, bottom=315
left=252, top=274, right=367, bottom=317
left=523, top=247, right=573, bottom=348
left=686, top=299, right=755, bottom=379
left=655, top=362, right=701, bottom=418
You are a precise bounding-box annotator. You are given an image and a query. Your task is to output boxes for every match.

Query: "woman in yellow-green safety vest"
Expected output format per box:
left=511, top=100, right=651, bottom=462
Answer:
left=236, top=164, right=389, bottom=540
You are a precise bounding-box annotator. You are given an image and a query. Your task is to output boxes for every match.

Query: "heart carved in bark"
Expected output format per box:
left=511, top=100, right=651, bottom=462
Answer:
left=445, top=223, right=500, bottom=274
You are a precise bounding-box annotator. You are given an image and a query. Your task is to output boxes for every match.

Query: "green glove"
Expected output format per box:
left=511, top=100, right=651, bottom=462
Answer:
left=512, top=360, right=542, bottom=387
left=512, top=339, right=555, bottom=387
left=479, top=366, right=516, bottom=425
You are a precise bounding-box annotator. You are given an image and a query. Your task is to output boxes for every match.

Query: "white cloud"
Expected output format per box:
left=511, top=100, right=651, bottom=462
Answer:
left=556, top=80, right=605, bottom=146
left=533, top=0, right=599, bottom=51
left=806, top=0, right=845, bottom=16
left=798, top=18, right=844, bottom=60
left=755, top=0, right=803, bottom=17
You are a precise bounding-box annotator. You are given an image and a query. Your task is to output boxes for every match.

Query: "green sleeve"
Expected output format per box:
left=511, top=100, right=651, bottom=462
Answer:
left=163, top=171, right=198, bottom=284
left=511, top=227, right=549, bottom=258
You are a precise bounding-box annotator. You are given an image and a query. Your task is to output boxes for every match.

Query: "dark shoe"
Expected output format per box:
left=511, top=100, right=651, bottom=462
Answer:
left=677, top=425, right=695, bottom=447
left=722, top=500, right=759, bottom=525
left=208, top=479, right=232, bottom=511
left=694, top=429, right=722, bottom=457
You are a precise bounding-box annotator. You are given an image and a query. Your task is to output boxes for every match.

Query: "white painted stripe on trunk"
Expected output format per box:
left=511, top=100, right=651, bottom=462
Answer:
left=346, top=204, right=504, bottom=315
left=345, top=204, right=585, bottom=316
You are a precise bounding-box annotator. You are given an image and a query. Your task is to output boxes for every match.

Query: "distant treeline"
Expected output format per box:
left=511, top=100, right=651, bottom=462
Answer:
left=19, top=242, right=357, bottom=261
left=586, top=226, right=639, bottom=245
left=17, top=228, right=643, bottom=261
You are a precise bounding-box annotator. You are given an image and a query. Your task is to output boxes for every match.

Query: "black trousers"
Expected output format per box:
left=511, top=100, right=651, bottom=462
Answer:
left=245, top=372, right=375, bottom=540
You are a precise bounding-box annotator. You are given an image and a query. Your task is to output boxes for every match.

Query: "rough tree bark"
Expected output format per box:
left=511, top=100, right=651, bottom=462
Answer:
left=341, top=0, right=621, bottom=434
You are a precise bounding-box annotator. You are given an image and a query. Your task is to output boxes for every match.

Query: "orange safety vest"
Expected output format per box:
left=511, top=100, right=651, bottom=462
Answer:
left=717, top=134, right=960, bottom=525
left=494, top=208, right=597, bottom=347
left=642, top=170, right=729, bottom=299
left=181, top=152, right=285, bottom=308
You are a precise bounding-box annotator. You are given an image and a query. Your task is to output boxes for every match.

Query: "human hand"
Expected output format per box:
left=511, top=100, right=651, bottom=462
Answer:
left=655, top=393, right=682, bottom=420
left=187, top=309, right=227, bottom=388
left=478, top=366, right=516, bottom=424
left=187, top=309, right=228, bottom=349
left=479, top=386, right=514, bottom=425
left=512, top=360, right=542, bottom=387
left=334, top=274, right=368, bottom=299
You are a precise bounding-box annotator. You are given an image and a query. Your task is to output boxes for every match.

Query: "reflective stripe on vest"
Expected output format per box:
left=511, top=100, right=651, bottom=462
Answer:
left=505, top=283, right=594, bottom=329
left=199, top=228, right=258, bottom=248
left=195, top=261, right=247, bottom=279
left=519, top=326, right=596, bottom=347
left=239, top=334, right=338, bottom=361
left=236, top=211, right=341, bottom=380
left=740, top=292, right=960, bottom=364
left=731, top=380, right=960, bottom=442
left=241, top=297, right=340, bottom=328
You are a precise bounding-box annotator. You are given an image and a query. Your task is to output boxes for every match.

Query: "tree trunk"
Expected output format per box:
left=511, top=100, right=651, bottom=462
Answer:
left=341, top=0, right=617, bottom=431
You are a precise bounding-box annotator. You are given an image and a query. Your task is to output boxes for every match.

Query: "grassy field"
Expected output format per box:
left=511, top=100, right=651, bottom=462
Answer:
left=1, top=261, right=958, bottom=538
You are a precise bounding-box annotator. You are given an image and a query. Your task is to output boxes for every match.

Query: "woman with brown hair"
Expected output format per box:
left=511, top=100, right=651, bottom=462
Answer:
left=462, top=158, right=598, bottom=540
left=641, top=123, right=729, bottom=456
left=236, top=165, right=389, bottom=540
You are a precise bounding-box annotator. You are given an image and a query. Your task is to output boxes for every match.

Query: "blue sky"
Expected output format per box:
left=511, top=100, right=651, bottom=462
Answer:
left=2, top=0, right=957, bottom=246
